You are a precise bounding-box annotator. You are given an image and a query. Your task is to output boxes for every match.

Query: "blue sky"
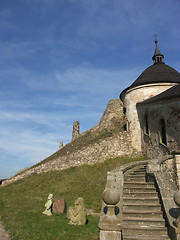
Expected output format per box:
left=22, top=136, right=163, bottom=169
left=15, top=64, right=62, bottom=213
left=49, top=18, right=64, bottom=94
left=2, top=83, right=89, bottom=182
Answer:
left=0, top=0, right=180, bottom=179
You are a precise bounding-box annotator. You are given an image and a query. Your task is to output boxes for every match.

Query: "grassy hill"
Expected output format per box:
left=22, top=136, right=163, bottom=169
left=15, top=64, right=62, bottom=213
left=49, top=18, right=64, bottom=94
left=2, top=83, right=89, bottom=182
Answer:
left=0, top=156, right=146, bottom=240
left=31, top=122, right=124, bottom=169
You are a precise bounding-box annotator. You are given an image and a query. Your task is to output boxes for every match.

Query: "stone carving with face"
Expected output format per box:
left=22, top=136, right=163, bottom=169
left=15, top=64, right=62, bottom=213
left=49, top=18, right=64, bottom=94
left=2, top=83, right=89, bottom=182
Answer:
left=67, top=197, right=86, bottom=225
left=42, top=193, right=53, bottom=216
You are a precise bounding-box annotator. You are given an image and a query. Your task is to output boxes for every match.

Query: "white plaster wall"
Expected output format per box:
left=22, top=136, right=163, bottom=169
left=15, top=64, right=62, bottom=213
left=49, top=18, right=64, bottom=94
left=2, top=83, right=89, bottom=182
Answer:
left=121, top=83, right=176, bottom=151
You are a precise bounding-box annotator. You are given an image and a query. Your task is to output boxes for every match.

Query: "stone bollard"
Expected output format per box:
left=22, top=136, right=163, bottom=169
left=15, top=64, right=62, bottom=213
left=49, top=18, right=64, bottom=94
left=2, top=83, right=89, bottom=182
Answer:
left=102, top=188, right=120, bottom=217
left=99, top=170, right=123, bottom=240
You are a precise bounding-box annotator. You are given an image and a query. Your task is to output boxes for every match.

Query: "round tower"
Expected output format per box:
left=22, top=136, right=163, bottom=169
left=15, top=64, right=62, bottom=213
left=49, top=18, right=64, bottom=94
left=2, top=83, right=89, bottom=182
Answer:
left=120, top=40, right=180, bottom=152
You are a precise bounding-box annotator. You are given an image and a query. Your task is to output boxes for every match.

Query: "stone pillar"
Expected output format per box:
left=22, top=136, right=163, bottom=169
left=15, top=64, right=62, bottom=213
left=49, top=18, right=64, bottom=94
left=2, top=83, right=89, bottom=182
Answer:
left=59, top=141, right=63, bottom=150
left=175, top=152, right=180, bottom=188
left=173, top=190, right=180, bottom=239
left=72, top=121, right=80, bottom=141
left=98, top=170, right=123, bottom=240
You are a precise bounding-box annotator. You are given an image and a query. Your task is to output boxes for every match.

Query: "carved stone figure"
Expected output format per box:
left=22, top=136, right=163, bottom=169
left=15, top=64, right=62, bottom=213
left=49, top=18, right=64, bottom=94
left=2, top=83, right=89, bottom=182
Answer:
left=67, top=197, right=86, bottom=225
left=42, top=193, right=53, bottom=216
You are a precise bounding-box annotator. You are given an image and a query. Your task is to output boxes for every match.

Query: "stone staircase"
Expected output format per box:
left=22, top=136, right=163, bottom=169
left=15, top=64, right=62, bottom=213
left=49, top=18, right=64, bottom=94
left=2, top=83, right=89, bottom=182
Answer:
left=122, top=164, right=170, bottom=240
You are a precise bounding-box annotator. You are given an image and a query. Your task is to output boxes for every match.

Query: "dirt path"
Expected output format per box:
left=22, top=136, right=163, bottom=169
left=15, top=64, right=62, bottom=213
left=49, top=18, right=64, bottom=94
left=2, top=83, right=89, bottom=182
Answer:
left=0, top=221, right=10, bottom=240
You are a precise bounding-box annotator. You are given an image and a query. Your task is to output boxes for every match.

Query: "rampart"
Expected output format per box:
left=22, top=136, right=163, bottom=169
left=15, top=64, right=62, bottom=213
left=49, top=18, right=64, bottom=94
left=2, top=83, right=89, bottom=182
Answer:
left=2, top=99, right=141, bottom=186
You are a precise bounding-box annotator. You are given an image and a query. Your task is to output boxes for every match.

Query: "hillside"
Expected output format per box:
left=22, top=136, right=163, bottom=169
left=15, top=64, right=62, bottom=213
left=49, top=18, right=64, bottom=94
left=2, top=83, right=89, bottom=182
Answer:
left=2, top=99, right=141, bottom=186
left=0, top=156, right=146, bottom=240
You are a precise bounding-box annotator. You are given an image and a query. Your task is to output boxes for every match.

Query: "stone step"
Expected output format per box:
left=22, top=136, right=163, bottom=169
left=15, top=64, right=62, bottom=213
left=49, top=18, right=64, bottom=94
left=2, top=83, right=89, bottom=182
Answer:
left=124, top=181, right=154, bottom=186
left=123, top=197, right=159, bottom=204
left=123, top=234, right=170, bottom=240
left=133, top=169, right=146, bottom=173
left=123, top=187, right=157, bottom=193
left=125, top=172, right=146, bottom=177
left=123, top=225, right=168, bottom=236
left=121, top=164, right=169, bottom=240
left=124, top=177, right=146, bottom=182
left=123, top=203, right=161, bottom=211
left=123, top=209, right=163, bottom=218
left=125, top=170, right=146, bottom=176
left=128, top=172, right=146, bottom=176
left=124, top=167, right=146, bottom=174
left=123, top=216, right=165, bottom=227
left=123, top=191, right=158, bottom=198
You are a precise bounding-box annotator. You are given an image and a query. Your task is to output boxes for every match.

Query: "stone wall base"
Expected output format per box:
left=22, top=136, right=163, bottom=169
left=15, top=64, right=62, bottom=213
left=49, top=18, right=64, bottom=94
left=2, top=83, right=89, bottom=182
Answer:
left=100, top=230, right=122, bottom=240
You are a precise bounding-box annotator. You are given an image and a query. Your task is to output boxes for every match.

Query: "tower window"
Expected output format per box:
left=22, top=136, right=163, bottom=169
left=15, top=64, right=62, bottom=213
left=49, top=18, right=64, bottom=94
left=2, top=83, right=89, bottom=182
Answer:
left=123, top=107, right=126, bottom=115
left=144, top=114, right=149, bottom=136
left=159, top=119, right=167, bottom=146
left=123, top=124, right=127, bottom=131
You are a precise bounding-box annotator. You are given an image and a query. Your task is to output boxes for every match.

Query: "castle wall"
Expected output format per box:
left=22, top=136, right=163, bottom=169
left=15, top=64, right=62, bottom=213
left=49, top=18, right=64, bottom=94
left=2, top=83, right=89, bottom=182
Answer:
left=79, top=99, right=124, bottom=134
left=2, top=99, right=140, bottom=186
left=121, top=83, right=175, bottom=152
left=138, top=98, right=180, bottom=158
left=2, top=131, right=140, bottom=186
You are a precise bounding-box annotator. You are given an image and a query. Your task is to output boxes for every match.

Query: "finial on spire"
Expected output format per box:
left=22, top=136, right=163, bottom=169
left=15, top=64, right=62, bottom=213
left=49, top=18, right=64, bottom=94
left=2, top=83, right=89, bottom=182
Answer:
left=152, top=35, right=164, bottom=64
left=154, top=33, right=158, bottom=41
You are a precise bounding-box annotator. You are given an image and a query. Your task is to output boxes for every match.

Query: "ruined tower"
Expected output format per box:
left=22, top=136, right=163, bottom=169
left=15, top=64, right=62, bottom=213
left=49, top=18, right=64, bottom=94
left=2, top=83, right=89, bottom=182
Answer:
left=72, top=121, right=80, bottom=141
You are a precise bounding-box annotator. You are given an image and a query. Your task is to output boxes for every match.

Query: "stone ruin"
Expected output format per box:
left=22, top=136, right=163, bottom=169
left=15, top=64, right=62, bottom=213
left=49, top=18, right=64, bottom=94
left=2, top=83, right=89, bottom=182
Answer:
left=72, top=121, right=80, bottom=141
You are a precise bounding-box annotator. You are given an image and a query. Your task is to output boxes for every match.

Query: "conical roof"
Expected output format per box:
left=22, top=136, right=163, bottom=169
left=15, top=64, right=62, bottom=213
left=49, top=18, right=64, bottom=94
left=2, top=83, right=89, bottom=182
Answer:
left=120, top=41, right=180, bottom=100
left=129, top=63, right=180, bottom=87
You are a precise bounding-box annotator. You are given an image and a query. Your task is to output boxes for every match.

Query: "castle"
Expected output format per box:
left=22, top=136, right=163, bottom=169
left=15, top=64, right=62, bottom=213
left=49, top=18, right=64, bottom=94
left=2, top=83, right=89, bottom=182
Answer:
left=120, top=39, right=180, bottom=158
left=1, top=40, right=180, bottom=186
left=99, top=40, right=180, bottom=240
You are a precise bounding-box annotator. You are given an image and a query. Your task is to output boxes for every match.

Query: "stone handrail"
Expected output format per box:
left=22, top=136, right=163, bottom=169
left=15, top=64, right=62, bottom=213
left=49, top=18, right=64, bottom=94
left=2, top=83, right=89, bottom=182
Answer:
left=147, top=157, right=180, bottom=240
left=98, top=159, right=149, bottom=237
left=99, top=155, right=180, bottom=240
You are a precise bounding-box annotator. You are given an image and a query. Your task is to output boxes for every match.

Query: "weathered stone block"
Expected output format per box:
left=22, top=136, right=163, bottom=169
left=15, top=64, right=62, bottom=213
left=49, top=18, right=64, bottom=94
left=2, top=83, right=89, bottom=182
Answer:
left=100, top=230, right=121, bottom=240
left=52, top=197, right=66, bottom=214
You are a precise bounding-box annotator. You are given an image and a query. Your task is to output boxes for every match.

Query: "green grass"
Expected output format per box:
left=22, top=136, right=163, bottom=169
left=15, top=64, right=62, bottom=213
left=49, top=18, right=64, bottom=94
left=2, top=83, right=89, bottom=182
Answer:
left=0, top=156, right=146, bottom=240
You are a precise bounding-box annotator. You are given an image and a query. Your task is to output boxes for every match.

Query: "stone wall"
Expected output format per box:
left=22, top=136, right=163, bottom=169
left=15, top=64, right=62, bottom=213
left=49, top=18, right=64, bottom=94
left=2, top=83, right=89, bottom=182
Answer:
left=137, top=98, right=180, bottom=159
left=78, top=99, right=124, bottom=135
left=121, top=83, right=175, bottom=152
left=2, top=131, right=140, bottom=186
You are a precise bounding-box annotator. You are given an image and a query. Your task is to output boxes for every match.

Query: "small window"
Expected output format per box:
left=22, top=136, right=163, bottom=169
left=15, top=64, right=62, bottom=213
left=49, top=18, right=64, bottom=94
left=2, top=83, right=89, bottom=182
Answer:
left=159, top=119, right=167, bottom=146
left=123, top=124, right=127, bottom=131
left=144, top=114, right=149, bottom=136
left=123, top=107, right=126, bottom=115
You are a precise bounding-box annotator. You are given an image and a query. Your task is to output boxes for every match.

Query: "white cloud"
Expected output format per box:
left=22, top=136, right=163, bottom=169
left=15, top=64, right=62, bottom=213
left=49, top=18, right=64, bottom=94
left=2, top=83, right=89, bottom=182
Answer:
left=55, top=65, right=143, bottom=96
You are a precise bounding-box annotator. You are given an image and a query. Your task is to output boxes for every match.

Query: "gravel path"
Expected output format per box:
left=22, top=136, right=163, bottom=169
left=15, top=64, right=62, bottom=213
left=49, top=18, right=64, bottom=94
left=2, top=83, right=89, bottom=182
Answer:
left=0, top=221, right=10, bottom=240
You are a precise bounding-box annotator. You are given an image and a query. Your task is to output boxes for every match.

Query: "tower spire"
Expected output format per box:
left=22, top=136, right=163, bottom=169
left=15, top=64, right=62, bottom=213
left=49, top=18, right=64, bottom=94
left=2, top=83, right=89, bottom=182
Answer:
left=152, top=38, right=164, bottom=64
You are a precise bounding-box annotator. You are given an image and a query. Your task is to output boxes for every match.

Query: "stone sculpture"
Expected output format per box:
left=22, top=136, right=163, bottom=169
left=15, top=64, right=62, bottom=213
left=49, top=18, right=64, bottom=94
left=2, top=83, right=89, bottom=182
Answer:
left=42, top=193, right=53, bottom=216
left=67, top=197, right=86, bottom=225
left=52, top=197, right=66, bottom=214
